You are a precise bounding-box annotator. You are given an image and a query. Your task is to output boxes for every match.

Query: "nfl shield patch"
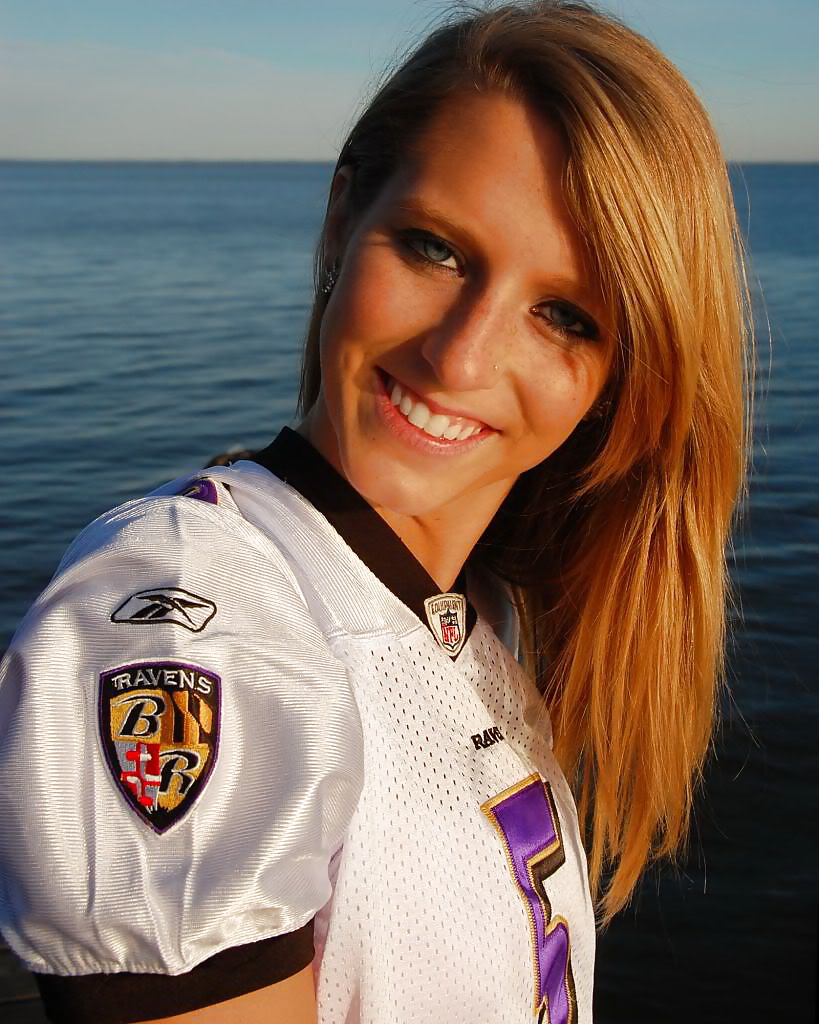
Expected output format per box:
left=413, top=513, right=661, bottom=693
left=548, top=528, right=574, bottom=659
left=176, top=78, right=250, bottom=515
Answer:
left=99, top=661, right=220, bottom=833
left=423, top=592, right=467, bottom=658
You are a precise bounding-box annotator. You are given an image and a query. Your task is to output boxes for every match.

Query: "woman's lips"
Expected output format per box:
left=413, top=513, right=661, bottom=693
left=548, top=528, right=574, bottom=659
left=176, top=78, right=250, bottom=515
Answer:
left=374, top=370, right=493, bottom=452
left=381, top=371, right=488, bottom=440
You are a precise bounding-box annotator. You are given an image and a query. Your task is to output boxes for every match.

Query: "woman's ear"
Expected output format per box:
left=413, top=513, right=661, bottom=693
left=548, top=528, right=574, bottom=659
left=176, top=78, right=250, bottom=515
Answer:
left=324, top=165, right=355, bottom=264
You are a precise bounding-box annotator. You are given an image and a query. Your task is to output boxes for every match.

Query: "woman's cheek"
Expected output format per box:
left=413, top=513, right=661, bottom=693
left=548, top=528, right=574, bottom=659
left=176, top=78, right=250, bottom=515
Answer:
left=344, top=258, right=411, bottom=343
left=522, top=352, right=596, bottom=433
left=363, top=240, right=453, bottom=337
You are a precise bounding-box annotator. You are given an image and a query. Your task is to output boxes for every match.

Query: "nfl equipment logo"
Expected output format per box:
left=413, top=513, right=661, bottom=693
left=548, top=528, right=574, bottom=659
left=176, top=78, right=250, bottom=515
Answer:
left=440, top=609, right=461, bottom=648
left=99, top=661, right=220, bottom=833
left=423, top=592, right=467, bottom=658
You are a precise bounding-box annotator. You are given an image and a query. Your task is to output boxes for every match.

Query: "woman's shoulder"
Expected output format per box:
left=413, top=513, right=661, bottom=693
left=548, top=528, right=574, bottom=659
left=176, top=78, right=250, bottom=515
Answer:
left=5, top=465, right=332, bottom=686
left=40, top=466, right=303, bottom=611
left=0, top=463, right=364, bottom=984
left=60, top=467, right=283, bottom=563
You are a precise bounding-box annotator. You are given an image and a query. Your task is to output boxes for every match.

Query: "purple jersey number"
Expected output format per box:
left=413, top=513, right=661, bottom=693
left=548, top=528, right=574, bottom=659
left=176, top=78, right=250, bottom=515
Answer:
left=482, top=775, right=577, bottom=1024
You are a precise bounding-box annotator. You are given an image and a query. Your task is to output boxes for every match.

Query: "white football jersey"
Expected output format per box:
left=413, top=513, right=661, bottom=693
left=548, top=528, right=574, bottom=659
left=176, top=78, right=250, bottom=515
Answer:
left=0, top=428, right=595, bottom=1023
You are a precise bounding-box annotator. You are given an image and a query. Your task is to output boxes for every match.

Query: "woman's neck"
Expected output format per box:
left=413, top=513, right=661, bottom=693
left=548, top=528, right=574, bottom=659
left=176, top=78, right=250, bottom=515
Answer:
left=371, top=488, right=508, bottom=592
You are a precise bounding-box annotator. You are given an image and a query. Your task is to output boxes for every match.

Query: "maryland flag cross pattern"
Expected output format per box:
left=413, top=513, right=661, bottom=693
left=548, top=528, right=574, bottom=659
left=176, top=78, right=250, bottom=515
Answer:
left=99, top=661, right=220, bottom=832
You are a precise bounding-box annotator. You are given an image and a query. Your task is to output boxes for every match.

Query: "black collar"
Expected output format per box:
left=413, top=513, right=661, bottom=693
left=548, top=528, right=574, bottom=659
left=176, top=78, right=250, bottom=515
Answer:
left=251, top=427, right=476, bottom=654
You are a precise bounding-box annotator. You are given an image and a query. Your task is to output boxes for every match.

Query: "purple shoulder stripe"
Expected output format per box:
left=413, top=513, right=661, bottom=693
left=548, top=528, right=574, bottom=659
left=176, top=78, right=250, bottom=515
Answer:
left=179, top=479, right=219, bottom=505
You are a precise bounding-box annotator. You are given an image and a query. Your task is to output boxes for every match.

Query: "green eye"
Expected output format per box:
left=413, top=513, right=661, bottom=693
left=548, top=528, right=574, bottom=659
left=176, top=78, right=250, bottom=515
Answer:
left=539, top=301, right=598, bottom=341
left=401, top=230, right=460, bottom=270
left=421, top=237, right=454, bottom=263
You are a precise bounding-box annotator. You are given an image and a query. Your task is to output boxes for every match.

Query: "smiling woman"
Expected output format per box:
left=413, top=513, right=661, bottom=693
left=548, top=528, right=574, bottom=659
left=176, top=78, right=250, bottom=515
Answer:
left=0, top=3, right=750, bottom=1024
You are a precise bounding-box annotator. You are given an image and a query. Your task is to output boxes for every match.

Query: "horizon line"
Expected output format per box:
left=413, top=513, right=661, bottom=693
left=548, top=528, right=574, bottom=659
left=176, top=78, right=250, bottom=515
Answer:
left=2, top=157, right=818, bottom=166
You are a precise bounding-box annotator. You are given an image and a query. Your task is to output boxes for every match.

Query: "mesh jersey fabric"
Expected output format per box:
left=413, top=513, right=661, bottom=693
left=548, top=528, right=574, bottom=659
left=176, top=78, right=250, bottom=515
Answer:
left=0, top=437, right=595, bottom=1023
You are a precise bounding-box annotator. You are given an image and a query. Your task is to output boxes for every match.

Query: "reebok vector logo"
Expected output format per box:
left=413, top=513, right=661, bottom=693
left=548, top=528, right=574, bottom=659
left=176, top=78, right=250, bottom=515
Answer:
left=112, top=588, right=217, bottom=633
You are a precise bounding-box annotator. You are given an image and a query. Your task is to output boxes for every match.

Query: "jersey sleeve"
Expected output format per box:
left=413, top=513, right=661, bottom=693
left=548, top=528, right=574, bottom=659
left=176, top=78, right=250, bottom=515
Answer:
left=0, top=490, right=364, bottom=990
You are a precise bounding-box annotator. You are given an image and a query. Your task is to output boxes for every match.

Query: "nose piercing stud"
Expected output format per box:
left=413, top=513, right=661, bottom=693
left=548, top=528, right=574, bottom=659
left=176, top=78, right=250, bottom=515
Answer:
left=493, top=363, right=499, bottom=371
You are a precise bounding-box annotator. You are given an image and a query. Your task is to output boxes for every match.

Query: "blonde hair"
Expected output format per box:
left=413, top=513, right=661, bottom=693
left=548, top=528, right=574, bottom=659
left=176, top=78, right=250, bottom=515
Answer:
left=298, top=1, right=751, bottom=923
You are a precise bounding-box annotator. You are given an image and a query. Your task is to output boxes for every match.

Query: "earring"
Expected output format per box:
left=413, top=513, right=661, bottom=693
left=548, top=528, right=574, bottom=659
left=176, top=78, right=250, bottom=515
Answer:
left=322, top=260, right=339, bottom=295
left=583, top=395, right=612, bottom=421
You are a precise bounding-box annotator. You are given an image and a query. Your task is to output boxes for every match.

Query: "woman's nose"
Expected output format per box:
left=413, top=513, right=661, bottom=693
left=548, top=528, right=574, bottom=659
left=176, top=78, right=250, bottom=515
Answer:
left=419, top=289, right=507, bottom=393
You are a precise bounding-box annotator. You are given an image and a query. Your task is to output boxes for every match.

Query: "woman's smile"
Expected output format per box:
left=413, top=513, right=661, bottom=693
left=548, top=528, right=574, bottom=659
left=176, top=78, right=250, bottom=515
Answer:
left=378, top=370, right=491, bottom=447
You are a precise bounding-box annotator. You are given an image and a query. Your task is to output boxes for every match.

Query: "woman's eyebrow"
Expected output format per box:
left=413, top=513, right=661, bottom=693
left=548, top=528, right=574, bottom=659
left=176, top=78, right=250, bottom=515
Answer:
left=393, top=197, right=468, bottom=237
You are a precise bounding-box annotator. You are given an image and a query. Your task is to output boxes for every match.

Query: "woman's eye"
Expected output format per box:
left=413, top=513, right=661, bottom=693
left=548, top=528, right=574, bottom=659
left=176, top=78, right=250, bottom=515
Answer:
left=538, top=301, right=599, bottom=341
left=401, top=230, right=460, bottom=271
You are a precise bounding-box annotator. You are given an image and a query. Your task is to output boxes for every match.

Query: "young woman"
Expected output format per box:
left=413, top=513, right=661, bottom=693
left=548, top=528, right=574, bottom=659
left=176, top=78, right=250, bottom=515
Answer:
left=0, top=3, right=750, bottom=1022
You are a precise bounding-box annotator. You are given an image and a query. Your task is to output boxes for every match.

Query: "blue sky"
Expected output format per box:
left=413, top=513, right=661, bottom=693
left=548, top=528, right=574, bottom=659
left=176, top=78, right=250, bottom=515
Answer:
left=1, top=0, right=816, bottom=161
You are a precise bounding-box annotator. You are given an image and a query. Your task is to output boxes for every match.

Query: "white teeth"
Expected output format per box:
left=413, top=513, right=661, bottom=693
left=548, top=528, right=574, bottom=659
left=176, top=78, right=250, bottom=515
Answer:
left=386, top=375, right=483, bottom=441
left=407, top=401, right=431, bottom=430
left=425, top=413, right=450, bottom=438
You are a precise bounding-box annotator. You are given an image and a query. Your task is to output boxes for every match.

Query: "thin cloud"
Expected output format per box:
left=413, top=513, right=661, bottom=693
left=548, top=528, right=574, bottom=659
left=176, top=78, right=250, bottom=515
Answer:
left=0, top=38, right=366, bottom=159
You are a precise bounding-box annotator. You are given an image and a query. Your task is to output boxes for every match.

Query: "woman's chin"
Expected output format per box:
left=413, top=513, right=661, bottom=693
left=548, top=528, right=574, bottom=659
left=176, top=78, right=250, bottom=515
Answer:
left=345, top=460, right=447, bottom=519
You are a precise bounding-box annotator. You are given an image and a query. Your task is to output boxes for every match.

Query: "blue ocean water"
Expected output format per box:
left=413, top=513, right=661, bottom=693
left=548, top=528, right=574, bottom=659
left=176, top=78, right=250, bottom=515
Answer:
left=1, top=162, right=817, bottom=1021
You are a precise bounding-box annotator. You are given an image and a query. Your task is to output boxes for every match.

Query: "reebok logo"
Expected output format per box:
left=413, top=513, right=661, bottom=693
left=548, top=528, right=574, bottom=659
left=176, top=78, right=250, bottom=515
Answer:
left=471, top=726, right=505, bottom=750
left=112, top=588, right=217, bottom=633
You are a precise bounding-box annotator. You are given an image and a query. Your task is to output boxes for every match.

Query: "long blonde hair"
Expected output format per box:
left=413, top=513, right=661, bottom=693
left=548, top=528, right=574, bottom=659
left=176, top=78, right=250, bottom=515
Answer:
left=298, top=0, right=752, bottom=923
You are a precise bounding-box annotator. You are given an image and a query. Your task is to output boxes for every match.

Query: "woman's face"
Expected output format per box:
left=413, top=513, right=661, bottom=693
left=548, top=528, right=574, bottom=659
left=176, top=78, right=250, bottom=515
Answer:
left=303, top=90, right=612, bottom=530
